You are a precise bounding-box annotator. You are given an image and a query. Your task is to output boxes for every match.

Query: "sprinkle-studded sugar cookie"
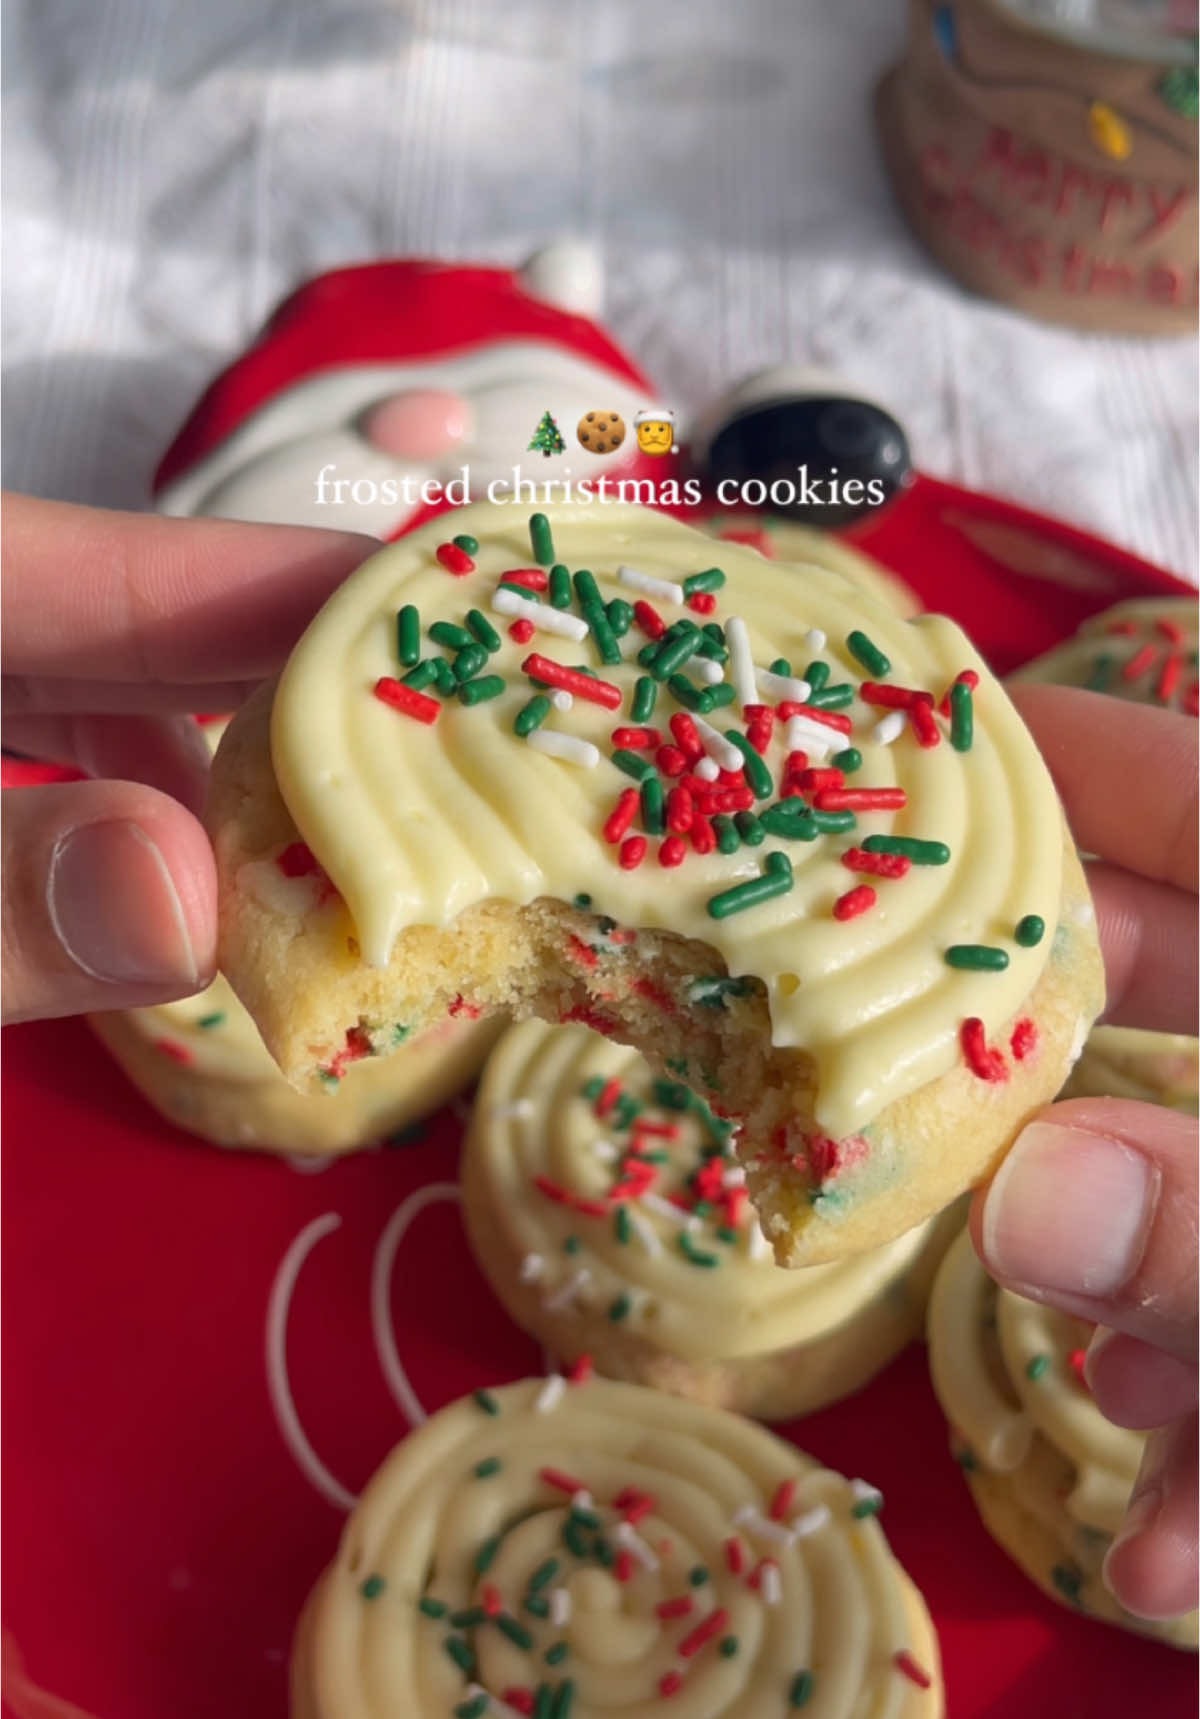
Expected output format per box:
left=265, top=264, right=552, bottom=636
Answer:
left=208, top=501, right=1103, bottom=1265
left=290, top=1376, right=943, bottom=1718
left=462, top=1019, right=959, bottom=1419
left=928, top=1231, right=1198, bottom=1650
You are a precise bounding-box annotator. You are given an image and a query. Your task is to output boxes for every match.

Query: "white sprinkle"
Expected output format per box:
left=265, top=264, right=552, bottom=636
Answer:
left=805, top=627, right=826, bottom=651
left=550, top=689, right=574, bottom=712
left=527, top=730, right=600, bottom=769
left=850, top=1479, right=884, bottom=1509
left=760, top=1561, right=782, bottom=1606
left=493, top=1098, right=535, bottom=1121
left=519, top=1253, right=546, bottom=1284
left=491, top=585, right=588, bottom=639
left=791, top=1503, right=831, bottom=1538
left=872, top=710, right=906, bottom=746
left=784, top=714, right=835, bottom=760
left=1069, top=898, right=1094, bottom=926
left=615, top=1520, right=660, bottom=1570
left=618, top=564, right=684, bottom=605
left=627, top=1208, right=663, bottom=1256
left=640, top=1191, right=693, bottom=1228
left=734, top=1505, right=796, bottom=1546
left=755, top=667, right=811, bottom=703
left=695, top=657, right=725, bottom=685
left=550, top=1587, right=572, bottom=1627
left=592, top=1138, right=619, bottom=1163
left=544, top=1268, right=591, bottom=1313
left=571, top=1489, right=594, bottom=1511
left=724, top=616, right=758, bottom=709
left=722, top=1165, right=746, bottom=1189
left=748, top=1221, right=772, bottom=1261
left=693, top=716, right=743, bottom=773
left=694, top=756, right=720, bottom=782
left=535, top=1374, right=566, bottom=1414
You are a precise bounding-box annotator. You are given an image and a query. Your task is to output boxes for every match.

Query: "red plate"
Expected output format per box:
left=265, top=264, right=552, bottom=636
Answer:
left=3, top=486, right=1195, bottom=1719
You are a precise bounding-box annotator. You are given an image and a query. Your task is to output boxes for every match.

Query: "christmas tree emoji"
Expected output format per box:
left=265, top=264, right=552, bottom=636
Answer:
left=528, top=410, right=566, bottom=457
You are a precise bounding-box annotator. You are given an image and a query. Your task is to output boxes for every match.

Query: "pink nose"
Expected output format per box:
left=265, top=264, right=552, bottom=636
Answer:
left=362, top=389, right=473, bottom=460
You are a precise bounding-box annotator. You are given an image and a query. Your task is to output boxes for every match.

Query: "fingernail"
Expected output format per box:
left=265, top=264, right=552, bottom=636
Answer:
left=47, top=821, right=199, bottom=988
left=1103, top=1483, right=1164, bottom=1595
left=982, top=1121, right=1158, bottom=1298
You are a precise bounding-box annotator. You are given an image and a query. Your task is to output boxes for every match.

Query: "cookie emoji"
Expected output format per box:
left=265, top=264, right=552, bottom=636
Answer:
left=576, top=410, right=626, bottom=455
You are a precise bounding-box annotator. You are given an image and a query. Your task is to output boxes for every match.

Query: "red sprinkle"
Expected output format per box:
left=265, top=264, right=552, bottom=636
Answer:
left=277, top=841, right=320, bottom=878
left=1106, top=619, right=1138, bottom=636
left=1123, top=642, right=1158, bottom=682
left=961, top=1018, right=1009, bottom=1083
left=655, top=744, right=689, bottom=778
left=1156, top=617, right=1184, bottom=643
left=1158, top=653, right=1182, bottom=703
left=619, top=835, right=648, bottom=870
left=724, top=1536, right=746, bottom=1575
left=502, top=1693, right=535, bottom=1718
left=859, top=681, right=920, bottom=709
left=690, top=814, right=716, bottom=854
left=669, top=712, right=704, bottom=762
left=373, top=675, right=440, bottom=725
left=567, top=935, right=599, bottom=969
left=1068, top=1347, right=1089, bottom=1383
left=449, top=994, right=482, bottom=1019
left=595, top=1077, right=622, bottom=1118
left=532, top=1176, right=609, bottom=1219
left=782, top=750, right=809, bottom=784
left=539, top=1466, right=586, bottom=1495
left=153, top=1039, right=192, bottom=1066
left=842, top=846, right=911, bottom=879
left=633, top=599, right=667, bottom=640
left=604, top=788, right=640, bottom=845
left=324, top=1025, right=374, bottom=1081
left=616, top=1488, right=658, bottom=1524
left=508, top=618, right=535, bottom=644
left=656, top=1594, right=695, bottom=1620
left=522, top=654, right=622, bottom=709
left=680, top=1608, right=729, bottom=1658
left=614, top=1549, right=635, bottom=1584
left=659, top=837, right=686, bottom=868
left=659, top=1671, right=685, bottom=1699
left=909, top=693, right=941, bottom=748
left=799, top=767, right=844, bottom=793
left=834, top=884, right=876, bottom=921
left=815, top=787, right=907, bottom=812
left=688, top=591, right=717, bottom=615
left=481, top=1582, right=503, bottom=1617
left=567, top=1354, right=594, bottom=1384
left=770, top=1479, right=798, bottom=1522
left=499, top=567, right=549, bottom=591
left=938, top=668, right=979, bottom=717
left=1011, top=1017, right=1039, bottom=1060
left=893, top=1652, right=933, bottom=1690
left=1186, top=680, right=1200, bottom=717
left=612, top=726, right=662, bottom=749
left=435, top=541, right=474, bottom=575
left=785, top=703, right=853, bottom=734
left=666, top=787, right=695, bottom=833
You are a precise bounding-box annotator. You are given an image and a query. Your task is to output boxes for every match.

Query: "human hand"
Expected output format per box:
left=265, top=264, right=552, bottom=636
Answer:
left=972, top=682, right=1198, bottom=1622
left=1, top=494, right=375, bottom=1023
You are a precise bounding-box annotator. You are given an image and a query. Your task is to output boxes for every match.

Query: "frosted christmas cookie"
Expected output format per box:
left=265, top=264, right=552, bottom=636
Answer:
left=462, top=1019, right=958, bottom=1419
left=1059, top=1027, right=1198, bottom=1116
left=208, top=500, right=1103, bottom=1265
left=290, top=1376, right=943, bottom=1718
left=704, top=514, right=919, bottom=615
left=928, top=1230, right=1198, bottom=1649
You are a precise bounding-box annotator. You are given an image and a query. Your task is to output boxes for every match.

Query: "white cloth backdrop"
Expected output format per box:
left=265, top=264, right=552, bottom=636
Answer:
left=4, top=0, right=1197, bottom=577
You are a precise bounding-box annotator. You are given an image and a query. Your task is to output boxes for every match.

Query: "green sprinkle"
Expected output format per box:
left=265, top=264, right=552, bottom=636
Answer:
left=430, top=620, right=473, bottom=651
left=641, top=773, right=665, bottom=835
left=759, top=800, right=817, bottom=840
left=724, top=730, right=773, bottom=798
left=450, top=1606, right=487, bottom=1629
left=444, top=1635, right=475, bottom=1675
left=564, top=1235, right=582, bottom=1255
left=666, top=673, right=706, bottom=712
left=954, top=1446, right=977, bottom=1472
left=699, top=682, right=735, bottom=712
left=653, top=1078, right=691, bottom=1110
left=688, top=974, right=755, bottom=1007
left=652, top=629, right=702, bottom=680
left=716, top=1225, right=738, bottom=1243
left=770, top=658, right=792, bottom=676
left=498, top=1615, right=534, bottom=1651
left=863, top=835, right=950, bottom=864
left=637, top=642, right=661, bottom=669
left=719, top=1635, right=739, bottom=1658
left=573, top=568, right=602, bottom=609
left=608, top=1292, right=632, bottom=1322
left=359, top=1574, right=386, bottom=1600
left=473, top=1389, right=501, bottom=1416
left=551, top=1677, right=576, bottom=1719
left=1085, top=654, right=1114, bottom=691
left=689, top=1565, right=710, bottom=1586
left=950, top=679, right=974, bottom=751
left=402, top=659, right=437, bottom=690
left=397, top=604, right=421, bottom=666
left=581, top=1075, right=605, bottom=1099
left=712, top=814, right=739, bottom=853
left=614, top=1206, right=632, bottom=1244
left=392, top=1022, right=412, bottom=1044
left=832, top=746, right=862, bottom=772
left=584, top=602, right=622, bottom=665
left=525, top=1594, right=551, bottom=1618
left=549, top=564, right=572, bottom=609
left=534, top=1688, right=554, bottom=1719
left=1027, top=1353, right=1051, bottom=1380
left=473, top=1457, right=502, bottom=1478
left=702, top=622, right=727, bottom=646
left=459, top=674, right=506, bottom=706
left=678, top=1232, right=720, bottom=1268
left=515, top=694, right=552, bottom=736
left=708, top=850, right=792, bottom=919
left=474, top=1535, right=502, bottom=1574
left=195, top=1011, right=226, bottom=1029
left=804, top=660, right=830, bottom=692
left=606, top=598, right=633, bottom=636
left=453, top=533, right=479, bottom=556
left=789, top=1670, right=815, bottom=1707
left=683, top=566, right=726, bottom=596
left=455, top=1698, right=487, bottom=1719
left=453, top=643, right=489, bottom=682
left=847, top=629, right=891, bottom=677
left=466, top=608, right=501, bottom=652
left=734, top=810, right=765, bottom=845
left=592, top=1536, right=614, bottom=1568
left=631, top=676, right=658, bottom=722
left=694, top=629, right=729, bottom=663
left=1015, top=914, right=1045, bottom=947
left=432, top=656, right=458, bottom=696
left=568, top=1502, right=600, bottom=1530
left=573, top=892, right=592, bottom=909
left=1051, top=1562, right=1083, bottom=1605
left=806, top=682, right=854, bottom=710
left=945, top=944, right=1010, bottom=971
left=812, top=808, right=857, bottom=835
left=851, top=1490, right=884, bottom=1519
left=499, top=580, right=540, bottom=604
left=545, top=1641, right=569, bottom=1666
left=611, top=748, right=655, bottom=782
left=418, top=1595, right=447, bottom=1618
left=529, top=1557, right=560, bottom=1592
left=530, top=513, right=556, bottom=566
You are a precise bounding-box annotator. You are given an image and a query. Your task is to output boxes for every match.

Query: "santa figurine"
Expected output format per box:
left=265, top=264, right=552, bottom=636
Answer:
left=153, top=242, right=668, bottom=535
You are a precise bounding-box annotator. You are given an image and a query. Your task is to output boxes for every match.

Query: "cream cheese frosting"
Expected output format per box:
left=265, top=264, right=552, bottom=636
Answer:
left=271, top=501, right=1066, bottom=1138
left=466, top=1018, right=936, bottom=1362
left=292, top=1376, right=942, bottom=1718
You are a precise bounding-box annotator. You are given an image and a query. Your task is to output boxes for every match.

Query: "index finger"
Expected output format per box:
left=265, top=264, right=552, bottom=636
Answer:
left=2, top=494, right=377, bottom=696
left=1010, top=683, right=1198, bottom=895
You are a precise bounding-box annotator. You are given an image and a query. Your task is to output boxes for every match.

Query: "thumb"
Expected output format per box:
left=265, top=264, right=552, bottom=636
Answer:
left=970, top=1096, right=1198, bottom=1364
left=2, top=780, right=216, bottom=1023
